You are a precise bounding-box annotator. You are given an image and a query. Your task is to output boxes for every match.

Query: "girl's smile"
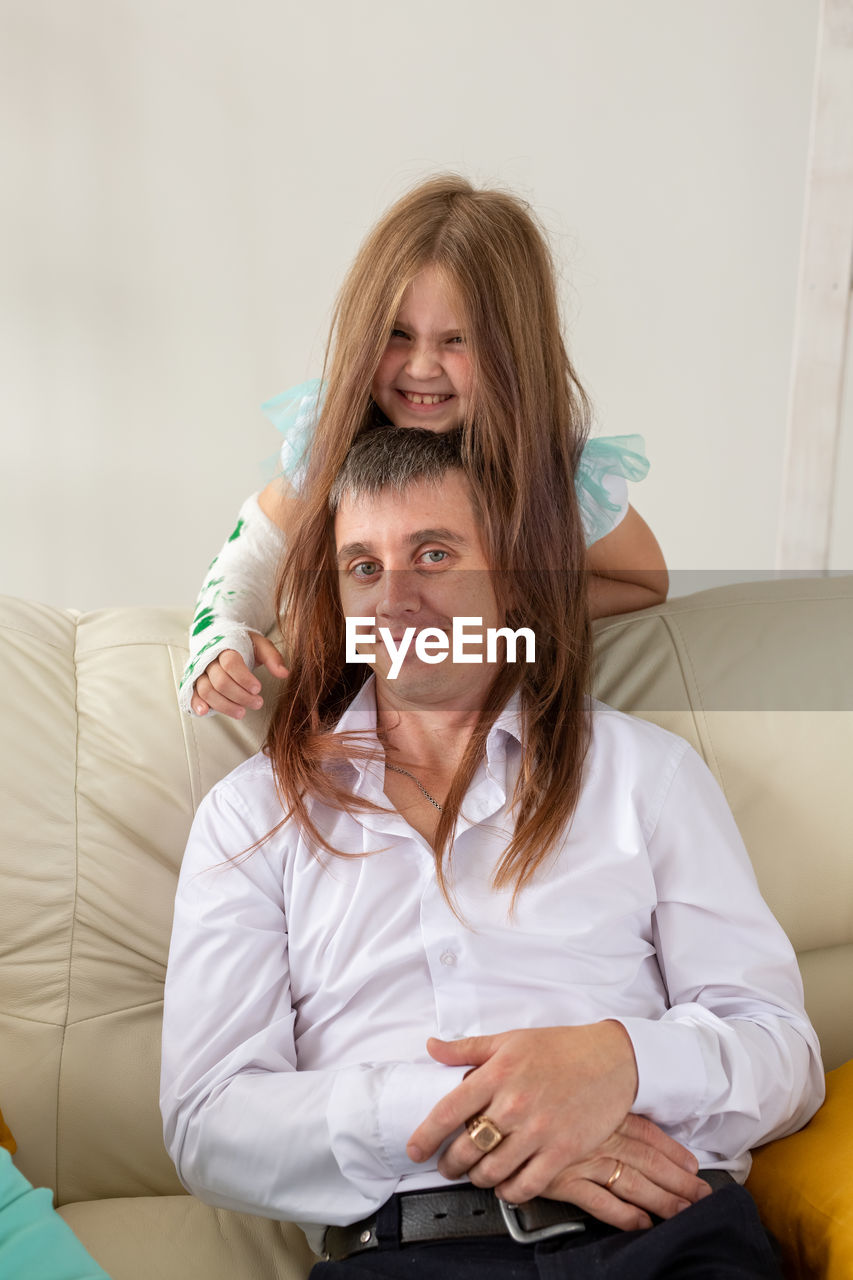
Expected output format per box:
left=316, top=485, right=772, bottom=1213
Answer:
left=371, top=266, right=472, bottom=433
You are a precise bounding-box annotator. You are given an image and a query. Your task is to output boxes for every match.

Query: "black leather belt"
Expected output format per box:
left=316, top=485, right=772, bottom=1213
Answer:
left=322, top=1171, right=736, bottom=1263
left=323, top=1185, right=589, bottom=1262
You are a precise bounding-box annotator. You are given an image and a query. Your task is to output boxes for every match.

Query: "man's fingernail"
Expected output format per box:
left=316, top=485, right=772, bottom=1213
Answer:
left=638, top=1214, right=653, bottom=1230
left=407, top=1144, right=423, bottom=1162
left=697, top=1182, right=712, bottom=1199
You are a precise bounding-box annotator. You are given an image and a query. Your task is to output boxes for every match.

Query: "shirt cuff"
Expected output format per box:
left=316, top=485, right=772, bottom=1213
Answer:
left=615, top=1014, right=710, bottom=1125
left=379, top=1064, right=469, bottom=1177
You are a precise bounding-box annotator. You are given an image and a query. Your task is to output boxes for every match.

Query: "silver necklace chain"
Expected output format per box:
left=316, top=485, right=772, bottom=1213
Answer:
left=384, top=762, right=444, bottom=812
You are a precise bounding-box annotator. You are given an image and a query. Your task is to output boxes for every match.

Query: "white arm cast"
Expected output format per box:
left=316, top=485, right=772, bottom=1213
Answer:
left=178, top=494, right=285, bottom=716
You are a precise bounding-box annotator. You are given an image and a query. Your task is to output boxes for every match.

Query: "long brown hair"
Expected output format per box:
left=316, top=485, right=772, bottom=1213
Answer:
left=267, top=176, right=593, bottom=906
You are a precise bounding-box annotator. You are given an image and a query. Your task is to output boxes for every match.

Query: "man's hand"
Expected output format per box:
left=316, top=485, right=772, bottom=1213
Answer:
left=192, top=634, right=289, bottom=718
left=539, top=1114, right=711, bottom=1232
left=407, top=1024, right=639, bottom=1205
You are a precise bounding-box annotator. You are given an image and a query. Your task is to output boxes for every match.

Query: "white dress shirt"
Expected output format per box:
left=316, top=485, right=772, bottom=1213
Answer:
left=160, top=681, right=823, bottom=1250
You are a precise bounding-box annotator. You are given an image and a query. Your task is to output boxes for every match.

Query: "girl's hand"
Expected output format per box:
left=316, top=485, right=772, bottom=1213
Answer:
left=192, top=633, right=289, bottom=718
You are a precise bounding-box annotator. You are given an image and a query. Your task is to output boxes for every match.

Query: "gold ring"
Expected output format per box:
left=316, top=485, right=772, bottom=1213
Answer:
left=605, top=1160, right=624, bottom=1190
left=466, top=1114, right=504, bottom=1153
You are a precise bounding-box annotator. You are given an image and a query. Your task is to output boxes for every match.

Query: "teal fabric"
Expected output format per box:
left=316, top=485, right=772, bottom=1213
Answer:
left=575, top=434, right=650, bottom=544
left=261, top=378, right=325, bottom=481
left=262, top=380, right=649, bottom=546
left=0, top=1149, right=111, bottom=1280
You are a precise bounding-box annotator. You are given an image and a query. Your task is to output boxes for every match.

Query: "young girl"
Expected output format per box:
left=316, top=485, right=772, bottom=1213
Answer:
left=180, top=175, right=667, bottom=719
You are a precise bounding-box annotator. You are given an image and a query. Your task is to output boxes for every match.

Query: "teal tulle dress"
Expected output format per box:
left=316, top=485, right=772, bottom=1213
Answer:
left=0, top=1147, right=111, bottom=1279
left=261, top=380, right=648, bottom=546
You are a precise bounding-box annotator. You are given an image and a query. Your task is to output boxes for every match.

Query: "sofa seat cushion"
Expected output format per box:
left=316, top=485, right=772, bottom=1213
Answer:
left=58, top=1195, right=317, bottom=1280
left=746, top=1059, right=853, bottom=1279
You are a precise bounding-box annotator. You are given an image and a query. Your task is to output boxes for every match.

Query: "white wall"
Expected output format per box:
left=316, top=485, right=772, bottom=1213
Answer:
left=0, top=0, right=827, bottom=609
left=831, top=307, right=853, bottom=569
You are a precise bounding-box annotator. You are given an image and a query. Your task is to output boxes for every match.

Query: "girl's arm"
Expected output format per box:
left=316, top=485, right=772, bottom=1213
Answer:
left=181, top=480, right=294, bottom=719
left=585, top=506, right=669, bottom=620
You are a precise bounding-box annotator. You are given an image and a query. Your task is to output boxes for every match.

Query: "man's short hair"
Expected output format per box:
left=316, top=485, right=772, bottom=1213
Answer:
left=328, top=426, right=465, bottom=514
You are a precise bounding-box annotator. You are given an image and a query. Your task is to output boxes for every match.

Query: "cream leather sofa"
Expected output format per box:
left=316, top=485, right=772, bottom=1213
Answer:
left=1, top=577, right=851, bottom=1280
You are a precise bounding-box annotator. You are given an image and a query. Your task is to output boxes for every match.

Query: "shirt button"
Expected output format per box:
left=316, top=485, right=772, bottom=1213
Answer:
left=440, top=950, right=457, bottom=967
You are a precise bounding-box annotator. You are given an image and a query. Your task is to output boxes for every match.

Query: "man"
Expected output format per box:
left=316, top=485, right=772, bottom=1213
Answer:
left=161, top=427, right=822, bottom=1279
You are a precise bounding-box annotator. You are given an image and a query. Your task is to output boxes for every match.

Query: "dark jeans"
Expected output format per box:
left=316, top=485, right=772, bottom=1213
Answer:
left=310, top=1184, right=781, bottom=1279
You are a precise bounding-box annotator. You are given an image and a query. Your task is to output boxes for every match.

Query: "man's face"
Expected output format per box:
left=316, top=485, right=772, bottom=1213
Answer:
left=334, top=471, right=503, bottom=709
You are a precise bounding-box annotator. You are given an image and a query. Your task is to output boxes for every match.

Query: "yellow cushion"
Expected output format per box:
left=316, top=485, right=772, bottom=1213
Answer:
left=0, top=1108, right=15, bottom=1155
left=747, top=1059, right=853, bottom=1279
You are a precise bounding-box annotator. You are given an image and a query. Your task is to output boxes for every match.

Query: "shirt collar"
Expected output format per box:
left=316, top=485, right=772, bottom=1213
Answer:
left=333, top=677, right=523, bottom=780
left=332, top=676, right=381, bottom=742
left=489, top=691, right=523, bottom=747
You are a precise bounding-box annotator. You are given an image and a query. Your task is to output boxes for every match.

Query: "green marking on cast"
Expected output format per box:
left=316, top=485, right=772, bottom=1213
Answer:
left=192, top=608, right=216, bottom=636
left=196, top=636, right=225, bottom=658
left=228, top=520, right=245, bottom=543
left=180, top=655, right=200, bottom=685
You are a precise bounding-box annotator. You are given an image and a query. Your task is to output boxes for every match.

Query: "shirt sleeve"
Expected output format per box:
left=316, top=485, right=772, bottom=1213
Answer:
left=159, top=779, right=466, bottom=1226
left=615, top=745, right=824, bottom=1163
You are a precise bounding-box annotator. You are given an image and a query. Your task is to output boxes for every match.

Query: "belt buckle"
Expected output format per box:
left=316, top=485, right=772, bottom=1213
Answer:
left=498, top=1197, right=587, bottom=1244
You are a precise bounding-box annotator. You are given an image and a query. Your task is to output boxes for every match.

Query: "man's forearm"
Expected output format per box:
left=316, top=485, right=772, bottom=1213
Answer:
left=616, top=1010, right=824, bottom=1158
left=162, top=1059, right=462, bottom=1228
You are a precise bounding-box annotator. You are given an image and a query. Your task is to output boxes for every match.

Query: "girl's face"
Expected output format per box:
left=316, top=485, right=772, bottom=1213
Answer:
left=371, top=266, right=472, bottom=434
